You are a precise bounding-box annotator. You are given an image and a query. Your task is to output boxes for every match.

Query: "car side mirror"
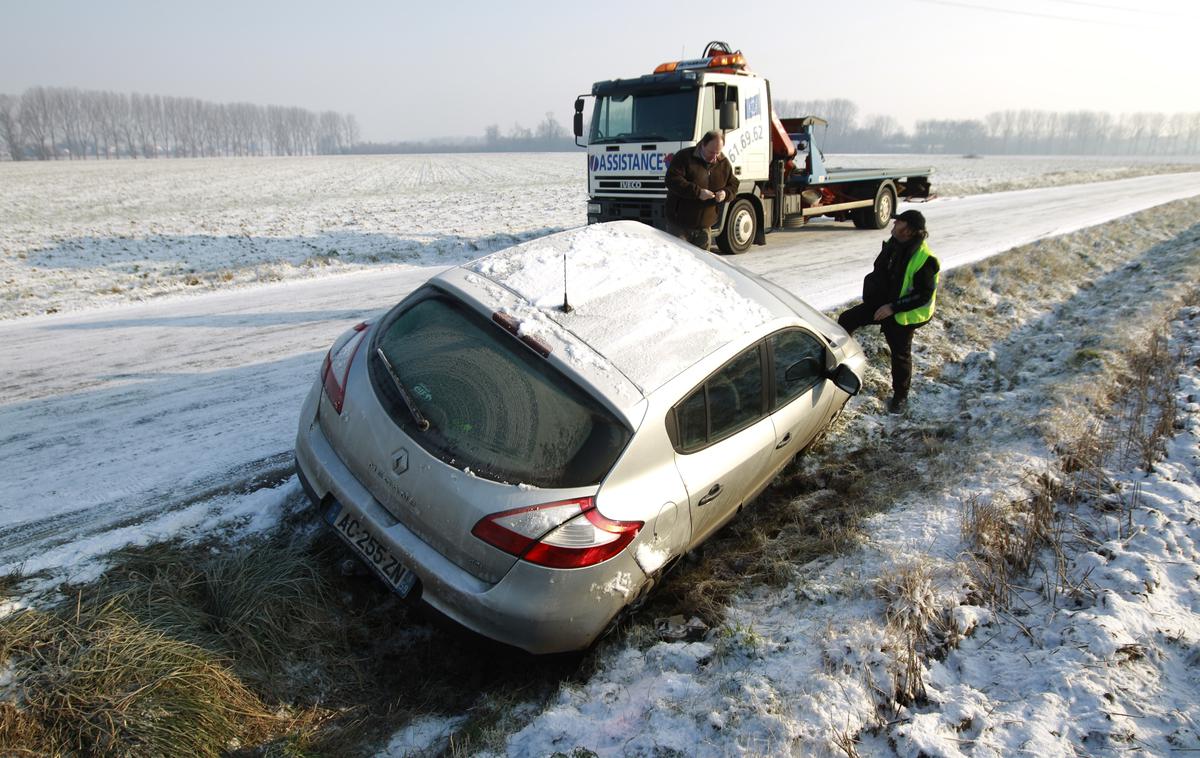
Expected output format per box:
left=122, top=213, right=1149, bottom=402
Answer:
left=784, top=357, right=822, bottom=385
left=830, top=363, right=861, bottom=396
left=719, top=101, right=739, bottom=131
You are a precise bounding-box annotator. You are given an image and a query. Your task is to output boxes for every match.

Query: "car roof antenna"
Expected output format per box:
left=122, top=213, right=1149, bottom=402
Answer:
left=560, top=249, right=573, bottom=313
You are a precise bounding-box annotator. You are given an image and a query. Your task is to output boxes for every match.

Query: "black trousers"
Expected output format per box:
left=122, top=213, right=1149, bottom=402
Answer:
left=666, top=221, right=712, bottom=251
left=837, top=303, right=923, bottom=400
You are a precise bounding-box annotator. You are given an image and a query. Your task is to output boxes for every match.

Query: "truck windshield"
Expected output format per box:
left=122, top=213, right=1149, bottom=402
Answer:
left=589, top=90, right=697, bottom=143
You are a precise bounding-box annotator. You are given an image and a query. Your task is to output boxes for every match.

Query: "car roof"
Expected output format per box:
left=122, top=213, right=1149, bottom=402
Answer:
left=438, top=221, right=798, bottom=402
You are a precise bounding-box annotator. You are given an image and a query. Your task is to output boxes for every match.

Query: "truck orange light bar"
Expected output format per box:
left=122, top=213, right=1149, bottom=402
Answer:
left=654, top=53, right=747, bottom=74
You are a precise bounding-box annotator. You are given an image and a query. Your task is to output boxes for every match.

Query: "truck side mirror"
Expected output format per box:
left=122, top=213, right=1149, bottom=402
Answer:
left=719, top=101, right=739, bottom=131
left=573, top=97, right=587, bottom=144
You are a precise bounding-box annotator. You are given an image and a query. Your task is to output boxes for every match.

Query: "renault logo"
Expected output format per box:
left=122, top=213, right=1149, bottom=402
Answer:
left=392, top=448, right=409, bottom=475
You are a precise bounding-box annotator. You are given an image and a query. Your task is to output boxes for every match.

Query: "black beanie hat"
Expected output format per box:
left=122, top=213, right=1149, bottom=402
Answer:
left=896, top=209, right=926, bottom=231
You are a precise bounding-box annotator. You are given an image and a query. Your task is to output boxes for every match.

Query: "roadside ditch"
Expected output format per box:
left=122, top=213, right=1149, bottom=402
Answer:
left=1, top=197, right=1197, bottom=756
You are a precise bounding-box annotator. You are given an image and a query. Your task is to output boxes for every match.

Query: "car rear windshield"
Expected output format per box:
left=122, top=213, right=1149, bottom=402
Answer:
left=369, top=292, right=632, bottom=489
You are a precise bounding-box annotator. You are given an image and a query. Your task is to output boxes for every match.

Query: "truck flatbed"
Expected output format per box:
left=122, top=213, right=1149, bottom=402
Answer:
left=792, top=166, right=937, bottom=186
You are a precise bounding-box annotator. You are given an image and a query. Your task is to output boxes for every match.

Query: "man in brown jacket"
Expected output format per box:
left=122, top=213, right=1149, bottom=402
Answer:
left=665, top=129, right=739, bottom=250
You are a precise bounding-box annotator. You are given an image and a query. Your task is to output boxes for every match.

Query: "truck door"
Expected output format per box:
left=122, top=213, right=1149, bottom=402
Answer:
left=734, top=81, right=770, bottom=184
left=702, top=82, right=769, bottom=186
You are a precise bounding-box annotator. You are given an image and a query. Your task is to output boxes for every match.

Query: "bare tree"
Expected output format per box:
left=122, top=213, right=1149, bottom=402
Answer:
left=535, top=111, right=565, bottom=141
left=18, top=87, right=56, bottom=159
left=508, top=121, right=531, bottom=140
left=0, top=94, right=21, bottom=160
left=860, top=114, right=902, bottom=150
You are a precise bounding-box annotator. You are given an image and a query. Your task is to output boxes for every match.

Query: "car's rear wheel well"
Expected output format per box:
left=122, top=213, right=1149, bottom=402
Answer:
left=592, top=553, right=685, bottom=646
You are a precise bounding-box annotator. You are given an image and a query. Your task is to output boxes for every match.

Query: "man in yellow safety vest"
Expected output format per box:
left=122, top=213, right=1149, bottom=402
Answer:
left=837, top=209, right=940, bottom=414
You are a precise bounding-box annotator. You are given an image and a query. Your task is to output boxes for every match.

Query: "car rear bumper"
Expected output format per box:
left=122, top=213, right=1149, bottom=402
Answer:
left=294, top=379, right=645, bottom=654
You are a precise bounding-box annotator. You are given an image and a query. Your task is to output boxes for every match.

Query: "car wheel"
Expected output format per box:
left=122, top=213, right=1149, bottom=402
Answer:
left=867, top=184, right=895, bottom=230
left=717, top=198, right=756, bottom=255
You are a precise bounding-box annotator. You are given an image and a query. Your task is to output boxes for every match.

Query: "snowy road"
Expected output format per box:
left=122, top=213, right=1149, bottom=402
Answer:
left=3, top=171, right=1200, bottom=577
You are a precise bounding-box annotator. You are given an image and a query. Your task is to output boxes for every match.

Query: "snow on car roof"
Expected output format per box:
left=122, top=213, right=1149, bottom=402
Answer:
left=463, top=221, right=788, bottom=393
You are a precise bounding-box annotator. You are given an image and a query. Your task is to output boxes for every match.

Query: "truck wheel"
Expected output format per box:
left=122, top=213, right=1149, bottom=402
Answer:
left=867, top=184, right=895, bottom=230
left=717, top=199, right=756, bottom=255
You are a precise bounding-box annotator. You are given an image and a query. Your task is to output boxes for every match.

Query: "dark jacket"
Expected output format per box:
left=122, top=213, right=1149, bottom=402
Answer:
left=665, top=145, right=740, bottom=230
left=862, top=236, right=940, bottom=315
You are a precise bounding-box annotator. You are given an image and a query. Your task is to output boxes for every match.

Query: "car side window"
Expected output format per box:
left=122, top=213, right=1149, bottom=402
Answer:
left=771, top=329, right=826, bottom=406
left=677, top=387, right=707, bottom=449
left=670, top=344, right=766, bottom=452
left=709, top=345, right=763, bottom=438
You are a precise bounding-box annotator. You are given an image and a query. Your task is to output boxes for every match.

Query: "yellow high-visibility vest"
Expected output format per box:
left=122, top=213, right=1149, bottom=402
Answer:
left=894, top=241, right=938, bottom=326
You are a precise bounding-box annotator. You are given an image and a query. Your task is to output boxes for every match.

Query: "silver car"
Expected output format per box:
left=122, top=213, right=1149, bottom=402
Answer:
left=294, top=221, right=864, bottom=654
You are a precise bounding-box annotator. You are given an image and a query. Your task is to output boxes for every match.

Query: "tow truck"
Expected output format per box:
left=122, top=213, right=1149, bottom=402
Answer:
left=572, top=42, right=933, bottom=254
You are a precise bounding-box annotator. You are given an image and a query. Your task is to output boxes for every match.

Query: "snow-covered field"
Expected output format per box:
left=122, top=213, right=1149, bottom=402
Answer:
left=3, top=153, right=1198, bottom=319
left=2, top=154, right=1200, bottom=756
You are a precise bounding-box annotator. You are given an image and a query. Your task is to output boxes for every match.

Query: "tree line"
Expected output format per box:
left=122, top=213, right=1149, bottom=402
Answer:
left=0, top=86, right=359, bottom=160
left=4, top=87, right=1196, bottom=159
left=774, top=98, right=1200, bottom=155
left=360, top=101, right=1200, bottom=157
left=349, top=112, right=575, bottom=155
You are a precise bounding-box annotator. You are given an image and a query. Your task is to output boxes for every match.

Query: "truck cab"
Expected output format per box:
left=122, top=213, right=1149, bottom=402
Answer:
left=577, top=47, right=786, bottom=254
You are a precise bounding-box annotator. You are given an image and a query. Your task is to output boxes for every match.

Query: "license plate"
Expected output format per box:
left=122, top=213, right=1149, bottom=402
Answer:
left=326, top=502, right=417, bottom=597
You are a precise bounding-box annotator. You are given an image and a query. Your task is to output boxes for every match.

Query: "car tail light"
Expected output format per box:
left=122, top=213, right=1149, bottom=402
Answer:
left=321, top=321, right=368, bottom=414
left=472, top=497, right=642, bottom=569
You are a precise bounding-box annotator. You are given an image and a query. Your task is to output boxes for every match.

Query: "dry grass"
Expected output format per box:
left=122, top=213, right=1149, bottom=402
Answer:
left=876, top=562, right=943, bottom=707
left=0, top=571, right=21, bottom=602
left=959, top=286, right=1195, bottom=612
left=832, top=727, right=862, bottom=758
left=0, top=600, right=325, bottom=756
left=91, top=542, right=338, bottom=689
left=0, top=535, right=575, bottom=757
left=959, top=474, right=1060, bottom=608
left=1117, top=324, right=1183, bottom=473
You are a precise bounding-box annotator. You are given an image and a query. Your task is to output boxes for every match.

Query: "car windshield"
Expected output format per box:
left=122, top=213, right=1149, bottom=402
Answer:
left=589, top=90, right=697, bottom=143
left=369, top=292, right=632, bottom=488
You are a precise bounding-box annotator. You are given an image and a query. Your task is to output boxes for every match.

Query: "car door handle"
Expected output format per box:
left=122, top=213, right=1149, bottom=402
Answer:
left=775, top=433, right=792, bottom=450
left=698, top=484, right=722, bottom=506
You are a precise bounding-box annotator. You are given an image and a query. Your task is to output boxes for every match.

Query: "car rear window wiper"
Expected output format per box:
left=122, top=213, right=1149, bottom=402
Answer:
left=375, top=347, right=431, bottom=432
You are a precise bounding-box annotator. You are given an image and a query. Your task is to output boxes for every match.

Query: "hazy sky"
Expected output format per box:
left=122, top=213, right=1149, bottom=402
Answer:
left=2, top=0, right=1197, bottom=142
